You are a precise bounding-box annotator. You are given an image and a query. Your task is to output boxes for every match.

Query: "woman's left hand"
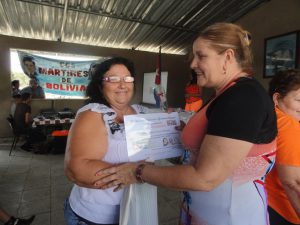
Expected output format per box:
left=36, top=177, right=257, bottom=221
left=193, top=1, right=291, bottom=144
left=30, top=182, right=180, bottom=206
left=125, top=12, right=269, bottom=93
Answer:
left=94, top=162, right=139, bottom=192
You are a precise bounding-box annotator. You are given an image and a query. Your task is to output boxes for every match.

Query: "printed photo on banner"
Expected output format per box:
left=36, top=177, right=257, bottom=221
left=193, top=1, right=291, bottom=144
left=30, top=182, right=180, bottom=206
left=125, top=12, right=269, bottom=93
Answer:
left=17, top=51, right=105, bottom=99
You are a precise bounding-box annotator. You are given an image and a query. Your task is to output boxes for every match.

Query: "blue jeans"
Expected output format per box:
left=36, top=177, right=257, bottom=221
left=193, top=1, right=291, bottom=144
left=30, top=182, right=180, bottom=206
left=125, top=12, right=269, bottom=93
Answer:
left=64, top=198, right=118, bottom=225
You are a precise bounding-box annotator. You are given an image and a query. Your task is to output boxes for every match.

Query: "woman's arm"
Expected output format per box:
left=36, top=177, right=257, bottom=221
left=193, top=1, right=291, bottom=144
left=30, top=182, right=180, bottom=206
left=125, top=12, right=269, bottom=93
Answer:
left=64, top=110, right=112, bottom=188
left=277, top=165, right=300, bottom=218
left=97, top=134, right=252, bottom=191
left=139, top=134, right=252, bottom=191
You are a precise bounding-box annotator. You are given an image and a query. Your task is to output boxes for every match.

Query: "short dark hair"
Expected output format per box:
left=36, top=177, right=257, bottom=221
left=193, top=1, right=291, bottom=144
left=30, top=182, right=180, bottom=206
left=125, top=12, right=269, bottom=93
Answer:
left=11, top=80, right=19, bottom=86
left=22, top=56, right=35, bottom=65
left=86, top=57, right=135, bottom=106
left=269, top=69, right=300, bottom=98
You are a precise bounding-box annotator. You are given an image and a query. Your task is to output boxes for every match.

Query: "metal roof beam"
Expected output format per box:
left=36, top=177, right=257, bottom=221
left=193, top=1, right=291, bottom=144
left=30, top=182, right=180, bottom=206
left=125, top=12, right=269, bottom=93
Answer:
left=58, top=0, right=68, bottom=42
left=16, top=0, right=197, bottom=33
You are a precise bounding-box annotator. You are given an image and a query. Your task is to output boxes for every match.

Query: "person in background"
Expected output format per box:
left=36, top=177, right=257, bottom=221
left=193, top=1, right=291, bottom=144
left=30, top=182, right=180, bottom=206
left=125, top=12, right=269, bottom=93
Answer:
left=64, top=57, right=148, bottom=225
left=13, top=92, right=46, bottom=152
left=22, top=56, right=37, bottom=79
left=95, top=23, right=277, bottom=225
left=14, top=93, right=32, bottom=135
left=13, top=92, right=33, bottom=151
left=10, top=93, right=21, bottom=118
left=0, top=207, right=35, bottom=225
left=266, top=69, right=300, bottom=225
left=184, top=70, right=203, bottom=112
left=21, top=78, right=45, bottom=99
left=11, top=80, right=20, bottom=96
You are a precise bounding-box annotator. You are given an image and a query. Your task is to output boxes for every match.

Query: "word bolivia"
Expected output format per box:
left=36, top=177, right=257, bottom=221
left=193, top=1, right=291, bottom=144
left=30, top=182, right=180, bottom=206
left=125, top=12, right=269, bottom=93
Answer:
left=46, top=83, right=86, bottom=91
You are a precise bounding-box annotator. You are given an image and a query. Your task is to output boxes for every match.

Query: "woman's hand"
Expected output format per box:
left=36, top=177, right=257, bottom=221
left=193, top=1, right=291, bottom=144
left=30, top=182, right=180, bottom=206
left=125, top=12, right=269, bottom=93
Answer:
left=94, top=162, right=139, bottom=192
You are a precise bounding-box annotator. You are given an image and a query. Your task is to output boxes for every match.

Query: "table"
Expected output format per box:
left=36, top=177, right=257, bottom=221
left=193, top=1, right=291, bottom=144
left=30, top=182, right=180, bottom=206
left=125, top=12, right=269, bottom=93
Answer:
left=32, top=117, right=75, bottom=128
left=32, top=117, right=75, bottom=154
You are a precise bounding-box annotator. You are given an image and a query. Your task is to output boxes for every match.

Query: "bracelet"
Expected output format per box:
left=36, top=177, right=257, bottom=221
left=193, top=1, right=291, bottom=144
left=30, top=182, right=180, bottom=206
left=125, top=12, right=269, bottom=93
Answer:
left=135, top=164, right=146, bottom=183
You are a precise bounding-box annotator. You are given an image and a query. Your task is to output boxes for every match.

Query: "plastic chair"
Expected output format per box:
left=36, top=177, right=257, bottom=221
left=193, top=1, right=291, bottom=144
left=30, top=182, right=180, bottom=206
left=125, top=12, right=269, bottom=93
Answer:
left=7, top=115, right=20, bottom=156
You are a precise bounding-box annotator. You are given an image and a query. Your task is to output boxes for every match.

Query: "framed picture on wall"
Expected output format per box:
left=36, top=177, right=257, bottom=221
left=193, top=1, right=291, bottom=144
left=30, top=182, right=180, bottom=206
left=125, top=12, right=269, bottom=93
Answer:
left=263, top=31, right=298, bottom=78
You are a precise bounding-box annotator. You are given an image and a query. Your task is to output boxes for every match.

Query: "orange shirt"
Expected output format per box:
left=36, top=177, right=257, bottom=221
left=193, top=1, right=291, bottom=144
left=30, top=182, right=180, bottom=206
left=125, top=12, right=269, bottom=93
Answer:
left=185, top=84, right=202, bottom=103
left=265, top=107, right=300, bottom=224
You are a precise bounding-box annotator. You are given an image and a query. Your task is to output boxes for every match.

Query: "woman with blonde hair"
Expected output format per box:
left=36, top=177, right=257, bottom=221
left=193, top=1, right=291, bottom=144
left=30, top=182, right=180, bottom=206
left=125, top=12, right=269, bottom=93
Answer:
left=96, top=23, right=277, bottom=225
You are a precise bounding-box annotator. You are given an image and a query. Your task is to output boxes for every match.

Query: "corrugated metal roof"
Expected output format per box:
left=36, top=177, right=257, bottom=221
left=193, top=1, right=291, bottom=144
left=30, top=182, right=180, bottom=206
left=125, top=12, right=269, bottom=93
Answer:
left=0, top=0, right=267, bottom=54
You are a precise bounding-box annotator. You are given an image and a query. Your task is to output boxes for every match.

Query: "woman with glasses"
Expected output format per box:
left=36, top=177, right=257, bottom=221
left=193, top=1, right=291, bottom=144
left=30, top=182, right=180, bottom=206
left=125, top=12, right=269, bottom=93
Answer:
left=64, top=57, right=148, bottom=225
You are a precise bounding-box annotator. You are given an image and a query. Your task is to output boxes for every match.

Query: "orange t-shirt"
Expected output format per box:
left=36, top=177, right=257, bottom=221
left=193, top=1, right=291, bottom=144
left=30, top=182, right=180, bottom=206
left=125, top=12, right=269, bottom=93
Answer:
left=265, top=107, right=300, bottom=224
left=185, top=84, right=202, bottom=103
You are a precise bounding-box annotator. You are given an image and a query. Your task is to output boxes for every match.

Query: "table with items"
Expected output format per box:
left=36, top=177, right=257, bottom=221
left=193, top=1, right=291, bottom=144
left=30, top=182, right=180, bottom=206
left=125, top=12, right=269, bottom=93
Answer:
left=32, top=117, right=74, bottom=128
left=32, top=115, right=75, bottom=154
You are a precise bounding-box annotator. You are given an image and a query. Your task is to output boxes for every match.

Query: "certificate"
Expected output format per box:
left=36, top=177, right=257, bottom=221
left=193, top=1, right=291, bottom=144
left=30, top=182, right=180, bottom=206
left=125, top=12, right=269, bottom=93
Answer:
left=124, top=112, right=184, bottom=161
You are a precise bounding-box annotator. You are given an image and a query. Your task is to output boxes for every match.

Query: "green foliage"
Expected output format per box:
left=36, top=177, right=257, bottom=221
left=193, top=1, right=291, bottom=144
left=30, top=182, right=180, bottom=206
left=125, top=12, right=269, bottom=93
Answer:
left=10, top=72, right=30, bottom=88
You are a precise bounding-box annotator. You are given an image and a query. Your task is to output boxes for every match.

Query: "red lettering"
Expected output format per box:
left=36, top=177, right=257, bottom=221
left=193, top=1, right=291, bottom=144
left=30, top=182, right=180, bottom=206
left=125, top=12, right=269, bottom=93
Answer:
left=46, top=83, right=52, bottom=89
left=70, top=85, right=76, bottom=91
left=80, top=85, right=86, bottom=91
left=53, top=83, right=59, bottom=89
left=45, top=83, right=87, bottom=92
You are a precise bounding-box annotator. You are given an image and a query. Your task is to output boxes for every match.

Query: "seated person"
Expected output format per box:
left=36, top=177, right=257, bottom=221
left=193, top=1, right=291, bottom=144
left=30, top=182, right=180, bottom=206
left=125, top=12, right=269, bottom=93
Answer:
left=10, top=93, right=21, bottom=118
left=14, top=93, right=46, bottom=151
left=21, top=78, right=45, bottom=99
left=14, top=93, right=32, bottom=135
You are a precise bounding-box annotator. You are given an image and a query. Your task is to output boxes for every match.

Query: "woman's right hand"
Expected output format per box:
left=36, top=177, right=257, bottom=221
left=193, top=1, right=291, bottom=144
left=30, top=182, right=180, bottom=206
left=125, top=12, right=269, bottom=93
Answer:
left=94, top=162, right=140, bottom=191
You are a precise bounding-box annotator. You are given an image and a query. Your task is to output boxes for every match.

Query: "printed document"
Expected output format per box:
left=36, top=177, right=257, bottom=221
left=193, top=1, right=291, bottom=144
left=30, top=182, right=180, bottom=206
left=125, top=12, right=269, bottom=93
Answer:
left=124, top=112, right=184, bottom=161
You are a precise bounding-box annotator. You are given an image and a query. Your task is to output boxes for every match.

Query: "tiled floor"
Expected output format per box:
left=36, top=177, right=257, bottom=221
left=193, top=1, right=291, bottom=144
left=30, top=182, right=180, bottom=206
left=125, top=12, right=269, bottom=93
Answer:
left=0, top=138, right=181, bottom=225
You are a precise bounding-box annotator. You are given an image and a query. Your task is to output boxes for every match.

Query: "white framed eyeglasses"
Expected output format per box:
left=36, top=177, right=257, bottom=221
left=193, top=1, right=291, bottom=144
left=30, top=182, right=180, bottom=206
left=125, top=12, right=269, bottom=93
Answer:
left=102, top=76, right=135, bottom=83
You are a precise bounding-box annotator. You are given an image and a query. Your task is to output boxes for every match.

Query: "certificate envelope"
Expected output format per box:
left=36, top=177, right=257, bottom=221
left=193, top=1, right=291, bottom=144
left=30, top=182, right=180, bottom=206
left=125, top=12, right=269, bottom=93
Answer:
left=124, top=112, right=184, bottom=161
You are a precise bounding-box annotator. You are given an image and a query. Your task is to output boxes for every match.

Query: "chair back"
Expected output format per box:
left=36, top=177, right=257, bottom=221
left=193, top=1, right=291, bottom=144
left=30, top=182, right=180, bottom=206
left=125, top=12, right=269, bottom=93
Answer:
left=7, top=114, right=21, bottom=156
left=7, top=115, right=18, bottom=135
left=7, top=115, right=14, bottom=127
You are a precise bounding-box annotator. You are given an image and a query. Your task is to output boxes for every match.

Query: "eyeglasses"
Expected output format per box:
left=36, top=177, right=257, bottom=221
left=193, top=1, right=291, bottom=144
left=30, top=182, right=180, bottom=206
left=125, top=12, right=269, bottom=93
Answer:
left=102, top=76, right=134, bottom=83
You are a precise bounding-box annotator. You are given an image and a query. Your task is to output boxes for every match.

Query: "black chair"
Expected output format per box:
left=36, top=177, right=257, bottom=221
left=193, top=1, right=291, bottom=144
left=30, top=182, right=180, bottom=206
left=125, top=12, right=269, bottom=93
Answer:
left=7, top=115, right=20, bottom=156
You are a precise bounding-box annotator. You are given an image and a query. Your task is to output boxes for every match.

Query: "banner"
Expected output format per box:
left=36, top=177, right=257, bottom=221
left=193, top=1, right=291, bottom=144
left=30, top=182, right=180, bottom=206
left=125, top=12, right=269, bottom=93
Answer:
left=18, top=51, right=103, bottom=98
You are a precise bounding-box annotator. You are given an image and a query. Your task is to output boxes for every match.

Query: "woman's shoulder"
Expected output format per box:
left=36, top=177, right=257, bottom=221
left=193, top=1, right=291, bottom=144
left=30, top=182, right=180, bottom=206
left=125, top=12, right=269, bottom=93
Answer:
left=218, top=77, right=269, bottom=104
left=75, top=103, right=117, bottom=122
left=276, top=108, right=300, bottom=132
left=77, top=103, right=114, bottom=115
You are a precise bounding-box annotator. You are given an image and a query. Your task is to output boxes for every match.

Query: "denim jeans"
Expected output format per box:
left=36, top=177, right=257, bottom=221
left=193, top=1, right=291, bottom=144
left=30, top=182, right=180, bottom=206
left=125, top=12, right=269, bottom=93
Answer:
left=64, top=198, right=118, bottom=225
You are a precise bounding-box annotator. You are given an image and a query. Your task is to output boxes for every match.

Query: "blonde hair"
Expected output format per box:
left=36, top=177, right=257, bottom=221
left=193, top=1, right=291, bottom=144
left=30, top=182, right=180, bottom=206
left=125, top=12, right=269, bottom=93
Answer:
left=198, top=23, right=253, bottom=74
